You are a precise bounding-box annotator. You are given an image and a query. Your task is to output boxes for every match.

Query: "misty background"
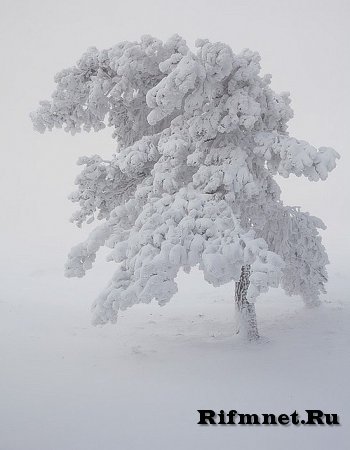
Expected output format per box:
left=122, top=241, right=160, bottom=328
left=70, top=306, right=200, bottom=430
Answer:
left=1, top=0, right=348, bottom=278
left=1, top=1, right=349, bottom=449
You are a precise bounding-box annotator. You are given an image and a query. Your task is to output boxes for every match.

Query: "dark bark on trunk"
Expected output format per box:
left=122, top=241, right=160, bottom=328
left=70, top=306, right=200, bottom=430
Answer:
left=235, top=265, right=259, bottom=341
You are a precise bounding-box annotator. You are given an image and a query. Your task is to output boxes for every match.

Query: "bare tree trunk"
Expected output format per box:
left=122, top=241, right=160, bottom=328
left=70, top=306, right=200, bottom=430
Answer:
left=235, top=265, right=259, bottom=341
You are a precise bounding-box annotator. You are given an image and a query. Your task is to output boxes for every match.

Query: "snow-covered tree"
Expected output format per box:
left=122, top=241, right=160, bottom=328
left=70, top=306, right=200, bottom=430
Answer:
left=31, top=35, right=339, bottom=340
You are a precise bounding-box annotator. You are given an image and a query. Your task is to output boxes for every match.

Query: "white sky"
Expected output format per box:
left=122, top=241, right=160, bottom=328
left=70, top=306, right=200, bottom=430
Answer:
left=1, top=0, right=349, bottom=272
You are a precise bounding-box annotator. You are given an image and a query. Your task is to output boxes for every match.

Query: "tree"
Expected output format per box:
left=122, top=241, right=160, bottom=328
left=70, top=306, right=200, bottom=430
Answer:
left=31, top=35, right=339, bottom=340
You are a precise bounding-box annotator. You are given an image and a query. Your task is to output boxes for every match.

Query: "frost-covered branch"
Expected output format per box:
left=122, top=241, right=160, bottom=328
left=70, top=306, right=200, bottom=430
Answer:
left=254, top=132, right=339, bottom=181
left=32, top=35, right=339, bottom=327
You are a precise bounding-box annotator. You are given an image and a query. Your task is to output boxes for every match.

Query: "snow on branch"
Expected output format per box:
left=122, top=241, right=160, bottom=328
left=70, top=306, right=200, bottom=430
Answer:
left=31, top=35, right=339, bottom=325
left=254, top=132, right=339, bottom=181
left=91, top=189, right=284, bottom=324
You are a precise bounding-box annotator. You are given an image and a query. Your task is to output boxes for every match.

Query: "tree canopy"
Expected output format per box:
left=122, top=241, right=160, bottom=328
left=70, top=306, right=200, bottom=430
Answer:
left=31, top=35, right=339, bottom=325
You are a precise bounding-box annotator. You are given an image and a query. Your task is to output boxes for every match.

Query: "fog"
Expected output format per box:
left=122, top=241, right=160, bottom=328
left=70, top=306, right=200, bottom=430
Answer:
left=2, top=0, right=349, bottom=264
left=1, top=1, right=349, bottom=449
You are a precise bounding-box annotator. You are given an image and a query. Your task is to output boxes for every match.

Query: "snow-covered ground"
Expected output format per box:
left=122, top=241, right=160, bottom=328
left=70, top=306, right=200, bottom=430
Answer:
left=1, top=240, right=349, bottom=450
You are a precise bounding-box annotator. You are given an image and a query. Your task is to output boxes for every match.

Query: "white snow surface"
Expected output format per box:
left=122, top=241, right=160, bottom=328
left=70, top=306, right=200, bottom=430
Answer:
left=0, top=241, right=349, bottom=450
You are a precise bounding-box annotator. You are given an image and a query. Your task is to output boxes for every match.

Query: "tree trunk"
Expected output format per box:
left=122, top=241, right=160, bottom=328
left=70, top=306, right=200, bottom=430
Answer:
left=235, top=265, right=259, bottom=341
